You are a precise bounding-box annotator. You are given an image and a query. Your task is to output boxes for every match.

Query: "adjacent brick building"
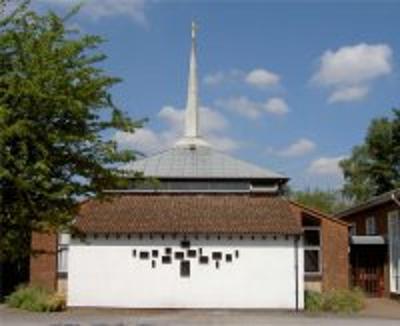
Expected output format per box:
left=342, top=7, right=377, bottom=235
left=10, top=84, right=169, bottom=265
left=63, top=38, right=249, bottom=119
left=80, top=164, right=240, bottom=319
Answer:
left=337, top=189, right=400, bottom=297
left=290, top=201, right=349, bottom=292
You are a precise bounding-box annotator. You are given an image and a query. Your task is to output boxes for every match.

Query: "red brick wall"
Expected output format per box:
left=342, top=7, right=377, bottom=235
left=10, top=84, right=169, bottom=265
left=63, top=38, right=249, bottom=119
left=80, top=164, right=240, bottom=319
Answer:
left=321, top=217, right=349, bottom=291
left=290, top=202, right=349, bottom=291
left=30, top=232, right=57, bottom=291
left=341, top=201, right=397, bottom=236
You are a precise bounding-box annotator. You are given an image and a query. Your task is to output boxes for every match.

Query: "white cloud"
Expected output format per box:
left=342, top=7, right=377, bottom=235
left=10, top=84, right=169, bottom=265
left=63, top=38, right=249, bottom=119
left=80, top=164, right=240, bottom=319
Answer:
left=265, top=97, right=289, bottom=115
left=204, top=68, right=280, bottom=89
left=328, top=86, right=369, bottom=103
left=216, top=96, right=289, bottom=119
left=203, top=70, right=242, bottom=86
left=307, top=156, right=346, bottom=176
left=312, top=43, right=393, bottom=103
left=313, top=43, right=392, bottom=86
left=215, top=96, right=261, bottom=119
left=277, top=138, right=316, bottom=157
left=115, top=105, right=239, bottom=154
left=38, top=0, right=147, bottom=24
left=115, top=128, right=164, bottom=154
left=245, top=69, right=280, bottom=88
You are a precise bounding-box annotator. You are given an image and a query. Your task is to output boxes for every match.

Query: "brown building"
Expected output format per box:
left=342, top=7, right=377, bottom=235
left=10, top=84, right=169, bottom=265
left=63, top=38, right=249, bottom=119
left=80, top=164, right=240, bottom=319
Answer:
left=290, top=201, right=349, bottom=292
left=30, top=198, right=349, bottom=300
left=337, top=189, right=400, bottom=298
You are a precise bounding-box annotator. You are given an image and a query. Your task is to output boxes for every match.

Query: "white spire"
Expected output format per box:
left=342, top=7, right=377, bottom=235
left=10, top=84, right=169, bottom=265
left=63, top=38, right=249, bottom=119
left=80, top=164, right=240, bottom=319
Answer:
left=185, top=21, right=199, bottom=138
left=176, top=21, right=209, bottom=148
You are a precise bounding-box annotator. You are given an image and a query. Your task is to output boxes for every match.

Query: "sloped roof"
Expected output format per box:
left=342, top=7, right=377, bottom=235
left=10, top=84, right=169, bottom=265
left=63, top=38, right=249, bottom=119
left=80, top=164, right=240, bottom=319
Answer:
left=76, top=194, right=301, bottom=235
left=122, top=146, right=287, bottom=180
left=335, top=188, right=400, bottom=218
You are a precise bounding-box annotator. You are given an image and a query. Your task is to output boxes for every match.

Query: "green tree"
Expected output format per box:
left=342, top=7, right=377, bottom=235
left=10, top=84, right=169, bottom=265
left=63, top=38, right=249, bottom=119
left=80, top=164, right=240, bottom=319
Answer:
left=340, top=110, right=400, bottom=202
left=292, top=188, right=349, bottom=215
left=0, top=2, right=142, bottom=261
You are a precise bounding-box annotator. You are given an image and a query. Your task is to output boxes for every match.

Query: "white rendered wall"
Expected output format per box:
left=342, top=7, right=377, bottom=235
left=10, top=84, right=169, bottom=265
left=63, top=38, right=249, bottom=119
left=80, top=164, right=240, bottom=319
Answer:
left=68, top=235, right=304, bottom=309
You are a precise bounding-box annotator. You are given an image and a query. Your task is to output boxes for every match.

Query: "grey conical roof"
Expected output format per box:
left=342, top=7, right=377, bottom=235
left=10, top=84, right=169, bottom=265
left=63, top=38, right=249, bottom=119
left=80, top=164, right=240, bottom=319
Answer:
left=122, top=145, right=286, bottom=180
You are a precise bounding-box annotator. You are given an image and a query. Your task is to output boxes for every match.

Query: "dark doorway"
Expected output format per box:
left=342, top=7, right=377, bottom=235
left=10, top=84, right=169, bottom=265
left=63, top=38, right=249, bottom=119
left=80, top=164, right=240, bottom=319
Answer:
left=350, top=245, right=387, bottom=297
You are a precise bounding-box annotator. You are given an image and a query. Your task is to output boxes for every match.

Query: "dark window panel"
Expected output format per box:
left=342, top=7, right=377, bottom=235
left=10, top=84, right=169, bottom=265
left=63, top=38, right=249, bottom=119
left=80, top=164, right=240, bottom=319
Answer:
left=162, top=256, right=172, bottom=264
left=212, top=252, right=222, bottom=260
left=132, top=249, right=137, bottom=257
left=226, top=254, right=232, bottom=262
left=187, top=250, right=197, bottom=258
left=235, top=250, right=239, bottom=258
left=215, top=261, right=220, bottom=269
left=151, top=260, right=156, bottom=268
left=175, top=252, right=184, bottom=260
left=139, top=251, right=149, bottom=259
left=181, top=240, right=190, bottom=248
left=152, top=250, right=158, bottom=258
left=304, top=230, right=320, bottom=246
left=165, top=247, right=172, bottom=255
left=180, top=260, right=190, bottom=277
left=302, top=215, right=320, bottom=226
left=304, top=250, right=320, bottom=273
left=199, top=256, right=209, bottom=264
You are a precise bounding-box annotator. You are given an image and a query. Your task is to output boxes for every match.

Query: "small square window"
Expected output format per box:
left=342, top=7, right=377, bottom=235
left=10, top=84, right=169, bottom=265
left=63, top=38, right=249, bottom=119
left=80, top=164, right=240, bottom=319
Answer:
left=165, top=247, right=172, bottom=255
left=181, top=240, right=190, bottom=248
left=180, top=260, right=190, bottom=277
left=139, top=251, right=149, bottom=259
left=366, top=216, right=376, bottom=235
left=152, top=250, right=158, bottom=258
left=212, top=252, right=222, bottom=260
left=175, top=252, right=184, bottom=260
left=226, top=254, right=232, bottom=262
left=162, top=256, right=171, bottom=264
left=187, top=250, right=196, bottom=258
left=199, top=256, right=209, bottom=264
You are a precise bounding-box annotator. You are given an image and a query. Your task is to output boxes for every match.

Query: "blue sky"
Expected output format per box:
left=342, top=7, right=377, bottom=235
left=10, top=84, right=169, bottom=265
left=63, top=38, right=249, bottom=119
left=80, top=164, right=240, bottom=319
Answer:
left=35, top=0, right=399, bottom=190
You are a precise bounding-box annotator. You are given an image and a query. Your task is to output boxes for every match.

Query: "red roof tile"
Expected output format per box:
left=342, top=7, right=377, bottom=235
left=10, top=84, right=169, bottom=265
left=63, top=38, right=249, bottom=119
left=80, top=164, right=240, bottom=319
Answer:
left=76, top=194, right=302, bottom=235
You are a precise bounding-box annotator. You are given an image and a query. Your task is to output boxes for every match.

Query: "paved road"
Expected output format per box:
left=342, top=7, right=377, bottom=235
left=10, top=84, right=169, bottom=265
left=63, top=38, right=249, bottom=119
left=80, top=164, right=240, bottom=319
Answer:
left=1, top=307, right=400, bottom=326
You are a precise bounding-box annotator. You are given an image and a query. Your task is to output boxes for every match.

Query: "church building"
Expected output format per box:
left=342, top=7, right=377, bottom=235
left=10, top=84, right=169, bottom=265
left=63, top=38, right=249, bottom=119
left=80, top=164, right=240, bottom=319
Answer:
left=30, top=23, right=349, bottom=309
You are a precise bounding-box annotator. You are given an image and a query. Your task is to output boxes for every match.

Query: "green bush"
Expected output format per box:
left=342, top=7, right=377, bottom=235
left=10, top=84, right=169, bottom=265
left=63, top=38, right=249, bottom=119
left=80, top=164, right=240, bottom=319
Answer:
left=305, top=290, right=324, bottom=312
left=305, top=288, right=365, bottom=313
left=6, top=285, right=66, bottom=312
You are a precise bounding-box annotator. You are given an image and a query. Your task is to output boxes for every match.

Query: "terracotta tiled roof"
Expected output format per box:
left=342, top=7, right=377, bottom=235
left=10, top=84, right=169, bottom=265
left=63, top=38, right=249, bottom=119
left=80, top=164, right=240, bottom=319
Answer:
left=76, top=194, right=301, bottom=235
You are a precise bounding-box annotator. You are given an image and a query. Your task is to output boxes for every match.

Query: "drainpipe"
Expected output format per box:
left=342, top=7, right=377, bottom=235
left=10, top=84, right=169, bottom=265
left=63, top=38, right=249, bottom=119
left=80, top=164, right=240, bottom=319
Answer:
left=294, top=235, right=299, bottom=312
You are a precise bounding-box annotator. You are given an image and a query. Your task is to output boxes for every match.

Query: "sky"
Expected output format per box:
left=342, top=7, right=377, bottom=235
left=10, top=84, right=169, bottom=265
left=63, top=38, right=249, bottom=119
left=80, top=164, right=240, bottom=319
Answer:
left=31, top=0, right=400, bottom=190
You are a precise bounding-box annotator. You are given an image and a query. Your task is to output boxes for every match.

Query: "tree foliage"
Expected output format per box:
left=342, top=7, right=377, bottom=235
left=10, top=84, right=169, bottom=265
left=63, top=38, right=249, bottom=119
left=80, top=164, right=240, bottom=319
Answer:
left=292, top=188, right=349, bottom=215
left=340, top=109, right=400, bottom=202
left=0, top=2, right=142, bottom=261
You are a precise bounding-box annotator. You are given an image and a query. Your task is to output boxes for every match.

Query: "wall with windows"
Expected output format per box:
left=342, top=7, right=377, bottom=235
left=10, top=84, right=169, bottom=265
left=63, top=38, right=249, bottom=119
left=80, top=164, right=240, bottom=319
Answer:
left=340, top=201, right=398, bottom=296
left=290, top=202, right=349, bottom=293
left=67, top=234, right=304, bottom=309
